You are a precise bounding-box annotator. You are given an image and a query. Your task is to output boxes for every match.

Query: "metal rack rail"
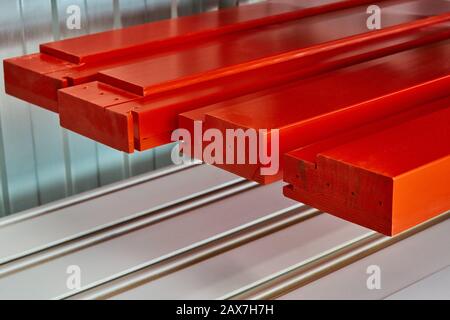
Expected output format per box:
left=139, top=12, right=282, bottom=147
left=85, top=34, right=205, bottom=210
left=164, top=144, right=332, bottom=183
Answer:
left=0, top=163, right=447, bottom=299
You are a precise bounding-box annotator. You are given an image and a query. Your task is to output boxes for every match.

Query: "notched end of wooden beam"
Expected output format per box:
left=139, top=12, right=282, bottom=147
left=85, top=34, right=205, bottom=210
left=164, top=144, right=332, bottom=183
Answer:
left=3, top=53, right=75, bottom=112
left=58, top=81, right=139, bottom=153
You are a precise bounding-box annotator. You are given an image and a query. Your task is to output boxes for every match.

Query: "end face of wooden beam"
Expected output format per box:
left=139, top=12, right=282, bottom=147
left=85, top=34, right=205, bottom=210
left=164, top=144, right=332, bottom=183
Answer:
left=58, top=81, right=139, bottom=153
left=3, top=53, right=74, bottom=112
left=283, top=99, right=450, bottom=236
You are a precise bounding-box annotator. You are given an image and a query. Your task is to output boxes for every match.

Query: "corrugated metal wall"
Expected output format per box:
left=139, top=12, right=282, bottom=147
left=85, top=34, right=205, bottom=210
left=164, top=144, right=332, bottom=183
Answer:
left=0, top=0, right=260, bottom=217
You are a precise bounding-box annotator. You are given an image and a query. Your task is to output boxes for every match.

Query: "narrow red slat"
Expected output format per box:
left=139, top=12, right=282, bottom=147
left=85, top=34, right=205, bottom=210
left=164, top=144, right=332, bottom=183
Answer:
left=39, top=0, right=382, bottom=64
left=96, top=0, right=438, bottom=96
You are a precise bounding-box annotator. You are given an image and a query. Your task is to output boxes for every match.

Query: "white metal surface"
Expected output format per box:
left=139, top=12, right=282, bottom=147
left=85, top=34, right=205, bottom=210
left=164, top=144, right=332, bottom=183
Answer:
left=0, top=163, right=447, bottom=300
left=386, top=266, right=450, bottom=300
left=279, top=218, right=450, bottom=300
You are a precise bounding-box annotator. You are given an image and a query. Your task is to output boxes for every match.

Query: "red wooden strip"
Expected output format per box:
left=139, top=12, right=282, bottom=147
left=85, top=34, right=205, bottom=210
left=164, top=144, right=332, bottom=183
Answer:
left=96, top=0, right=438, bottom=96
left=39, top=0, right=379, bottom=64
left=284, top=98, right=450, bottom=235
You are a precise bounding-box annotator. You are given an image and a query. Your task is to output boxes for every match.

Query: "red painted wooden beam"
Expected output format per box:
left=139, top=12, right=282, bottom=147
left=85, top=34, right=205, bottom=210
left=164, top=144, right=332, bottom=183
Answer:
left=59, top=9, right=450, bottom=152
left=41, top=0, right=376, bottom=64
left=283, top=97, right=450, bottom=235
left=4, top=0, right=448, bottom=150
left=182, top=40, right=450, bottom=183
left=94, top=0, right=440, bottom=97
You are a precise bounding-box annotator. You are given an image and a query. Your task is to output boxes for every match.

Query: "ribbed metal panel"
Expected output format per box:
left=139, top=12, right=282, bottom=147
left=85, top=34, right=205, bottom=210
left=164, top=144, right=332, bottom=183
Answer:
left=0, top=163, right=447, bottom=299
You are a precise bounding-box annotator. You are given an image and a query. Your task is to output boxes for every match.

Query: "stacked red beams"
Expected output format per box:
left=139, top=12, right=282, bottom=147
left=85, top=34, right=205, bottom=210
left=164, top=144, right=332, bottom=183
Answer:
left=3, top=0, right=450, bottom=236
left=4, top=0, right=450, bottom=152
left=128, top=15, right=450, bottom=150
left=181, top=40, right=450, bottom=183
left=59, top=1, right=450, bottom=152
left=59, top=21, right=450, bottom=152
left=4, top=0, right=376, bottom=112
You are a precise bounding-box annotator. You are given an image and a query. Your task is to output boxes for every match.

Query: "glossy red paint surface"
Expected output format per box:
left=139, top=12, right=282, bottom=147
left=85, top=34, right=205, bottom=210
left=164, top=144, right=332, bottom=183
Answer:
left=41, top=0, right=372, bottom=64
left=64, top=10, right=450, bottom=152
left=3, top=0, right=450, bottom=235
left=95, top=1, right=436, bottom=96
left=4, top=0, right=380, bottom=112
left=284, top=97, right=450, bottom=235
left=194, top=40, right=450, bottom=182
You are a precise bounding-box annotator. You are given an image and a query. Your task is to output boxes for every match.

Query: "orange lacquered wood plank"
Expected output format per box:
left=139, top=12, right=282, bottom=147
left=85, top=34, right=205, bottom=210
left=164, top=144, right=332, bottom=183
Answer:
left=96, top=0, right=438, bottom=96
left=197, top=40, right=450, bottom=183
left=54, top=0, right=449, bottom=93
left=58, top=82, right=140, bottom=152
left=37, top=0, right=375, bottom=90
left=41, top=0, right=372, bottom=64
left=284, top=98, right=450, bottom=235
